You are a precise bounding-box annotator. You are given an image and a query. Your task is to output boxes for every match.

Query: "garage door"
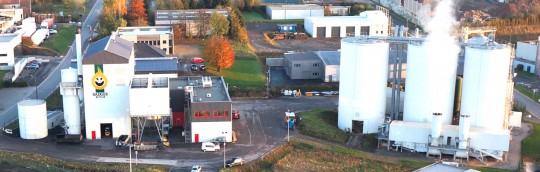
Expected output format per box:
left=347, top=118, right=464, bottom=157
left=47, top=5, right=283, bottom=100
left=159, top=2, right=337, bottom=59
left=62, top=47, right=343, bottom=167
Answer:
left=331, top=27, right=340, bottom=37
left=316, top=27, right=325, bottom=38
left=346, top=26, right=355, bottom=36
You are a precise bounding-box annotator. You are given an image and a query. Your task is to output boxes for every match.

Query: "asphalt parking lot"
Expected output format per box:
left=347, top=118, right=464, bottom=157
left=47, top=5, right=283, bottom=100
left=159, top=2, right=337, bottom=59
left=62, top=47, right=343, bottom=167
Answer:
left=0, top=96, right=338, bottom=171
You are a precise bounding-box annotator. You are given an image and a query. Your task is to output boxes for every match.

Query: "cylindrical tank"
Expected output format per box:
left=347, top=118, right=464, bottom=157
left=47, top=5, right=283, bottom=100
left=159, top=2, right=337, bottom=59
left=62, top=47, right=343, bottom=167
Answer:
left=403, top=44, right=456, bottom=124
left=17, top=99, right=48, bottom=139
left=338, top=38, right=389, bottom=133
left=461, top=45, right=511, bottom=129
left=430, top=113, right=442, bottom=146
left=61, top=68, right=81, bottom=135
left=458, top=115, right=471, bottom=149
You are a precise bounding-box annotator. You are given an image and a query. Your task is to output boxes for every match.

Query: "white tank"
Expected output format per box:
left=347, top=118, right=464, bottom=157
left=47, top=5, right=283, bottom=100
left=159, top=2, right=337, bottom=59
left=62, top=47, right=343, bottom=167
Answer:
left=76, top=28, right=83, bottom=76
left=430, top=113, right=442, bottom=146
left=61, top=68, right=81, bottom=135
left=458, top=115, right=471, bottom=149
left=338, top=38, right=389, bottom=133
left=17, top=99, right=48, bottom=139
left=403, top=44, right=455, bottom=124
left=461, top=45, right=511, bottom=129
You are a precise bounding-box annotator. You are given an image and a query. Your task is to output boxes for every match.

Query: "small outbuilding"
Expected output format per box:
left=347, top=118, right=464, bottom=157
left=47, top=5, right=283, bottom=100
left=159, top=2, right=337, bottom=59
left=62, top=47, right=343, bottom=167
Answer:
left=266, top=4, right=324, bottom=20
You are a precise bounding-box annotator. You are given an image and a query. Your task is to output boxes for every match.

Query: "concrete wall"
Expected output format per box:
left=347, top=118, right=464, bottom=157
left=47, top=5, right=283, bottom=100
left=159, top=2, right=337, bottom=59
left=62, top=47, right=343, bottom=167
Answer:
left=191, top=121, right=232, bottom=143
left=285, top=58, right=323, bottom=79
left=516, top=42, right=538, bottom=62
left=129, top=84, right=170, bottom=117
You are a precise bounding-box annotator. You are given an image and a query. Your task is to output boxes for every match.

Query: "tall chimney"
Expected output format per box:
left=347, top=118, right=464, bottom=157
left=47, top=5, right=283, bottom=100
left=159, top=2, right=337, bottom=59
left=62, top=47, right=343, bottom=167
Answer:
left=75, top=26, right=82, bottom=76
left=458, top=115, right=470, bottom=149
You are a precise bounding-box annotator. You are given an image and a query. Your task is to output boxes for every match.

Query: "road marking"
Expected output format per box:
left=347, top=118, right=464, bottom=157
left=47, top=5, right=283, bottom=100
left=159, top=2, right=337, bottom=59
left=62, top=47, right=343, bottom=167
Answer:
left=96, top=157, right=177, bottom=166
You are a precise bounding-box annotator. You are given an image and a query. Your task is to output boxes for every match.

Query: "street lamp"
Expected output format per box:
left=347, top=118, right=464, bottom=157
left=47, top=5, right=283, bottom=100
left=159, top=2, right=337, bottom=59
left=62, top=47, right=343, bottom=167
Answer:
left=533, top=89, right=538, bottom=100
left=222, top=131, right=227, bottom=168
left=30, top=75, right=38, bottom=99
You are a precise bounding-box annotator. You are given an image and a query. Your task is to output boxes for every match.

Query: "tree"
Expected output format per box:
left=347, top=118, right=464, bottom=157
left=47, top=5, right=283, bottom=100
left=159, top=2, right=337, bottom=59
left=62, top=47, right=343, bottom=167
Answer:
left=129, top=0, right=148, bottom=25
left=203, top=37, right=235, bottom=72
left=210, top=12, right=230, bottom=37
left=324, top=6, right=331, bottom=16
left=229, top=8, right=249, bottom=43
left=173, top=23, right=187, bottom=43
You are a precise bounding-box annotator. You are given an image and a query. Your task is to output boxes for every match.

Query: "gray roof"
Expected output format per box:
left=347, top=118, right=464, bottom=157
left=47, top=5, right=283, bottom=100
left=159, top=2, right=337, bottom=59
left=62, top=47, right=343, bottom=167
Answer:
left=134, top=43, right=166, bottom=58
left=169, top=76, right=231, bottom=102
left=284, top=52, right=319, bottom=61
left=135, top=58, right=177, bottom=74
left=83, top=36, right=134, bottom=64
left=316, top=51, right=340, bottom=65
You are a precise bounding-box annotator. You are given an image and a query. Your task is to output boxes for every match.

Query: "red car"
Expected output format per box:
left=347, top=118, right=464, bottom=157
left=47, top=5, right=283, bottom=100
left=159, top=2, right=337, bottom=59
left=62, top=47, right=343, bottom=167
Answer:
left=232, top=110, right=240, bottom=119
left=192, top=57, right=204, bottom=63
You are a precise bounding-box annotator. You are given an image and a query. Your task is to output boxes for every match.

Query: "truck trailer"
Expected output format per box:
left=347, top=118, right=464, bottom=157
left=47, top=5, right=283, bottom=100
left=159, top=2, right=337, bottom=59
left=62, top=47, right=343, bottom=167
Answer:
left=31, top=29, right=49, bottom=45
left=40, top=18, right=54, bottom=29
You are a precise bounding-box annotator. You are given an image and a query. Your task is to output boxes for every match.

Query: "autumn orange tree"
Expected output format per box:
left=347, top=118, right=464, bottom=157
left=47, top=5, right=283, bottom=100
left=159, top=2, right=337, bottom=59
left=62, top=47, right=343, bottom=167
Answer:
left=203, top=37, right=235, bottom=72
left=128, top=0, right=148, bottom=26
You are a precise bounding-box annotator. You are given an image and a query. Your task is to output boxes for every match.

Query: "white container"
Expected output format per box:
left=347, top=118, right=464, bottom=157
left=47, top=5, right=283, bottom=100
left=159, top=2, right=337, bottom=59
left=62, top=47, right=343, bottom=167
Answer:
left=461, top=45, right=511, bottom=129
left=18, top=99, right=48, bottom=139
left=458, top=115, right=471, bottom=149
left=403, top=44, right=455, bottom=125
left=61, top=68, right=81, bottom=135
left=338, top=38, right=389, bottom=133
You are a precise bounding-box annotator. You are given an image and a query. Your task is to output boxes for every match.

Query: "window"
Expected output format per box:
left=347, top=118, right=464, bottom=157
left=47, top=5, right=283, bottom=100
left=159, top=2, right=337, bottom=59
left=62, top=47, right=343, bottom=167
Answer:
left=224, top=110, right=229, bottom=117
left=313, top=72, right=319, bottom=76
left=313, top=63, right=320, bottom=67
left=376, top=31, right=379, bottom=34
left=0, top=54, right=7, bottom=56
left=213, top=110, right=219, bottom=117
left=214, top=110, right=227, bottom=118
left=294, top=64, right=301, bottom=67
left=194, top=111, right=201, bottom=118
left=202, top=110, right=209, bottom=118
left=163, top=40, right=167, bottom=44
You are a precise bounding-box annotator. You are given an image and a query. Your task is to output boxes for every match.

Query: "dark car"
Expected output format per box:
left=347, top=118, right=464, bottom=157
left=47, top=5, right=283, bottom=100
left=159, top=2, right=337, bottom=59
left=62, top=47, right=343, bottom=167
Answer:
left=199, top=65, right=207, bottom=71
left=225, top=157, right=244, bottom=168
left=191, top=64, right=198, bottom=71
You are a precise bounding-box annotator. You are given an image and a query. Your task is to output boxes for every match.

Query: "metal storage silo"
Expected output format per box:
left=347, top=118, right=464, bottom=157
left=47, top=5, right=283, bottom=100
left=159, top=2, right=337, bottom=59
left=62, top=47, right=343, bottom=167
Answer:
left=461, top=44, right=511, bottom=129
left=403, top=44, right=456, bottom=124
left=338, top=38, right=389, bottom=133
left=18, top=99, right=48, bottom=139
left=60, top=68, right=81, bottom=135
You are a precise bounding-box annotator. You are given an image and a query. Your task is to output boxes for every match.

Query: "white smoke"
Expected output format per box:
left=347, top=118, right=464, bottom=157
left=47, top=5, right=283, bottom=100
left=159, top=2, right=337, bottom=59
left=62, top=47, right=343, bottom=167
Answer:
left=423, top=0, right=460, bottom=115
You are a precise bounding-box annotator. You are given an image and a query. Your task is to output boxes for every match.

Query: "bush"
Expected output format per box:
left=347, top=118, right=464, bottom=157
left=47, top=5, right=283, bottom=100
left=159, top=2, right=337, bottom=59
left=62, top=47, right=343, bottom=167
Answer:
left=3, top=80, right=28, bottom=88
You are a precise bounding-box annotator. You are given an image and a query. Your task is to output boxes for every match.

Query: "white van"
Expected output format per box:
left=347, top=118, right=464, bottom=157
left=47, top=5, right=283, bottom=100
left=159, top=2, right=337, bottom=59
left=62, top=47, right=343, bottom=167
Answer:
left=201, top=142, right=220, bottom=152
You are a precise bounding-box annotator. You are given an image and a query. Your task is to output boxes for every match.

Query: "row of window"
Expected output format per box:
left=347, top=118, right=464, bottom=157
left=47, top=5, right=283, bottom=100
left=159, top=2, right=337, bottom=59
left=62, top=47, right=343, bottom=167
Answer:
left=137, top=40, right=167, bottom=46
left=293, top=63, right=321, bottom=67
left=194, top=110, right=229, bottom=118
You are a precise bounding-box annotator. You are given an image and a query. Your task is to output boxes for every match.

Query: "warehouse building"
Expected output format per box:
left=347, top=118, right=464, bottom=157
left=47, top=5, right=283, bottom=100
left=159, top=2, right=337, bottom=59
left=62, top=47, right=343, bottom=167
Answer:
left=513, top=40, right=540, bottom=75
left=0, top=33, right=21, bottom=69
left=154, top=9, right=229, bottom=36
left=283, top=51, right=340, bottom=82
left=304, top=10, right=388, bottom=38
left=116, top=26, right=174, bottom=55
left=266, top=4, right=324, bottom=20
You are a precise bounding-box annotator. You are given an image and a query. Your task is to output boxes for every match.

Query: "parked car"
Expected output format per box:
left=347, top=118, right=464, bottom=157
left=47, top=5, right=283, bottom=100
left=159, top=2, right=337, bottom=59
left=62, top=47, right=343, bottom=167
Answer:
left=191, top=64, right=198, bottom=71
left=201, top=142, right=220, bottom=152
left=225, top=157, right=245, bottom=167
left=232, top=109, right=240, bottom=119
left=25, top=63, right=39, bottom=69
left=49, top=29, right=57, bottom=34
left=191, top=165, right=202, bottom=172
left=192, top=57, right=204, bottom=63
left=199, top=65, right=207, bottom=71
left=29, top=60, right=42, bottom=66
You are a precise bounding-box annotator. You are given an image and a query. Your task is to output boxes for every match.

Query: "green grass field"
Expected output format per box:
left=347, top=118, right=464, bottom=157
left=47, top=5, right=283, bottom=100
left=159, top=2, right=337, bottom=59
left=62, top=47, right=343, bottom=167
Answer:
left=242, top=12, right=303, bottom=23
left=296, top=109, right=349, bottom=143
left=206, top=42, right=266, bottom=87
left=523, top=123, right=540, bottom=163
left=0, top=70, right=8, bottom=88
left=515, top=85, right=538, bottom=102
left=220, top=138, right=431, bottom=172
left=41, top=24, right=77, bottom=55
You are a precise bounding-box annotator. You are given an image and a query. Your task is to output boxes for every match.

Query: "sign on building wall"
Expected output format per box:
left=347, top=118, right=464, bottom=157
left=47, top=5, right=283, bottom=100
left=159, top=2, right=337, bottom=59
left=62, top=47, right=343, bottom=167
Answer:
left=91, top=64, right=109, bottom=98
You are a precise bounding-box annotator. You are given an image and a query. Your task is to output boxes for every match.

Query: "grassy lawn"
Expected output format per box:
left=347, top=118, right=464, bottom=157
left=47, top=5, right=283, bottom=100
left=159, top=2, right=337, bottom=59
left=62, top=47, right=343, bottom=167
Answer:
left=515, top=85, right=539, bottom=102
left=220, top=138, right=431, bottom=172
left=522, top=123, right=540, bottom=163
left=242, top=12, right=303, bottom=23
left=41, top=24, right=77, bottom=55
left=0, top=70, right=7, bottom=88
left=296, top=109, right=349, bottom=143
left=0, top=150, right=169, bottom=171
left=517, top=70, right=537, bottom=79
left=206, top=42, right=266, bottom=87
left=45, top=88, right=63, bottom=110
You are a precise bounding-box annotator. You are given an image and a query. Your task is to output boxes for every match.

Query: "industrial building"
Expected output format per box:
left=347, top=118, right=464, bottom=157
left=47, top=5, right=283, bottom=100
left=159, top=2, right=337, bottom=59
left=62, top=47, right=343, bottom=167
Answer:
left=0, top=1, right=30, bottom=15
left=115, top=26, right=174, bottom=55
left=513, top=40, right=540, bottom=74
left=305, top=10, right=388, bottom=38
left=154, top=9, right=229, bottom=36
left=0, top=33, right=21, bottom=68
left=266, top=4, right=324, bottom=20
left=283, top=51, right=340, bottom=82
left=0, top=8, right=23, bottom=22
left=337, top=31, right=517, bottom=162
left=325, top=5, right=350, bottom=16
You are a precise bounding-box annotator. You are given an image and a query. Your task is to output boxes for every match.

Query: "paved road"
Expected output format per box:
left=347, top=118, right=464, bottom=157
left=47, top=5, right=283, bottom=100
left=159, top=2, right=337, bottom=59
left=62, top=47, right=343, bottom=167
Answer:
left=514, top=90, right=540, bottom=118
left=0, top=0, right=104, bottom=126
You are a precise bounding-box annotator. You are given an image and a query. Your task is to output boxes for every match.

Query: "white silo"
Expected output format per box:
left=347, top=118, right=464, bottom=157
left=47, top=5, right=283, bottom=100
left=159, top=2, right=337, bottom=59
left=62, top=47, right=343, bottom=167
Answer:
left=458, top=114, right=471, bottom=149
left=461, top=44, right=511, bottom=129
left=403, top=44, right=456, bottom=124
left=18, top=99, right=48, bottom=139
left=60, top=68, right=81, bottom=135
left=338, top=38, right=389, bottom=133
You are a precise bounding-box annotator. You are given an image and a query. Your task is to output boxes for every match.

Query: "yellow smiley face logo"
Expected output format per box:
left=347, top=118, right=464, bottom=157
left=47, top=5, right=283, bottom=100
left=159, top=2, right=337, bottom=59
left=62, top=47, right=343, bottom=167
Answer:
left=91, top=68, right=108, bottom=90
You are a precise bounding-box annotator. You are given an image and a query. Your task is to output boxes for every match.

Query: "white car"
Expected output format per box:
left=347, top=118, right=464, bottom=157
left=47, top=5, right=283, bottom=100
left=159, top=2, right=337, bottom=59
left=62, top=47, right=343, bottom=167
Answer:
left=191, top=165, right=202, bottom=172
left=201, top=142, right=220, bottom=152
left=49, top=29, right=57, bottom=34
